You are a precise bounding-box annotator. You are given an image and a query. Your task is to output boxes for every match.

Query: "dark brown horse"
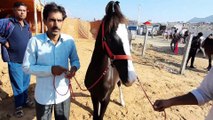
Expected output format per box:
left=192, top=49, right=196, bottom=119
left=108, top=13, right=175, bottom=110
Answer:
left=202, top=34, right=213, bottom=70
left=84, top=1, right=137, bottom=120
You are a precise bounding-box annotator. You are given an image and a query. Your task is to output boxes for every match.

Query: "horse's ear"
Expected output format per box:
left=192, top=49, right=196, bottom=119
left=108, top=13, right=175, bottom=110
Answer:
left=115, top=1, right=120, bottom=5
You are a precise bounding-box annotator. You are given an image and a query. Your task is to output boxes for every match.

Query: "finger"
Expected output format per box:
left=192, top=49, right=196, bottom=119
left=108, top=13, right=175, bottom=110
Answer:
left=154, top=105, right=164, bottom=112
left=71, top=72, right=75, bottom=77
left=154, top=100, right=161, bottom=107
left=60, top=67, right=68, bottom=72
left=65, top=75, right=72, bottom=79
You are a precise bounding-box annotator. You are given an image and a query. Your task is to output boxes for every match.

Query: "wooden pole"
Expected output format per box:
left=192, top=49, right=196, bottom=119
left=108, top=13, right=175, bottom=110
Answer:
left=34, top=0, right=38, bottom=34
left=180, top=34, right=193, bottom=74
left=142, top=26, right=148, bottom=56
left=41, top=8, right=44, bottom=33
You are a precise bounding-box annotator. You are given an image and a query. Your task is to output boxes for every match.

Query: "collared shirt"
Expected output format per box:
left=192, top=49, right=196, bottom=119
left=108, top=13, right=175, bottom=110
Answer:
left=191, top=68, right=213, bottom=120
left=22, top=33, right=80, bottom=105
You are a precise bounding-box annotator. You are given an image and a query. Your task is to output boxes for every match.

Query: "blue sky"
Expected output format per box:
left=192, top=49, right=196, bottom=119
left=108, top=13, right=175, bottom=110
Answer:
left=43, top=0, right=213, bottom=23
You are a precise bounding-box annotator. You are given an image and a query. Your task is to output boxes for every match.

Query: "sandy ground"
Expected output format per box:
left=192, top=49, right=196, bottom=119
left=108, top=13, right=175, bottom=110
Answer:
left=0, top=36, right=212, bottom=120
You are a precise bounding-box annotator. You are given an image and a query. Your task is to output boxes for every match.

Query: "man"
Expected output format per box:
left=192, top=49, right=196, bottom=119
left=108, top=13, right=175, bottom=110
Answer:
left=170, top=29, right=180, bottom=53
left=22, top=2, right=80, bottom=120
left=186, top=32, right=203, bottom=68
left=0, top=2, right=33, bottom=118
left=154, top=67, right=213, bottom=120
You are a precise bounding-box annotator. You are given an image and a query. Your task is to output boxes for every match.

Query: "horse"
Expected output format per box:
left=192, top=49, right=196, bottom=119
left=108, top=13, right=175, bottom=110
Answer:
left=84, top=1, right=137, bottom=120
left=202, top=34, right=213, bottom=70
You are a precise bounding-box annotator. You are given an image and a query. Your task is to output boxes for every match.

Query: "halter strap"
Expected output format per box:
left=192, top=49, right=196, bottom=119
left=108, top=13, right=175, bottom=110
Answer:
left=101, top=21, right=132, bottom=60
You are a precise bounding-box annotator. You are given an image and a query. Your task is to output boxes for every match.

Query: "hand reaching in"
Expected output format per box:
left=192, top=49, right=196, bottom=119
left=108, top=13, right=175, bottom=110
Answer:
left=153, top=99, right=172, bottom=112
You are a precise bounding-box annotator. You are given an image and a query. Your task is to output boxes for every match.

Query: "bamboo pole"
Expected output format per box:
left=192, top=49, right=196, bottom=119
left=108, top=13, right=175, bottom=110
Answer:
left=34, top=0, right=38, bottom=34
left=41, top=8, right=44, bottom=33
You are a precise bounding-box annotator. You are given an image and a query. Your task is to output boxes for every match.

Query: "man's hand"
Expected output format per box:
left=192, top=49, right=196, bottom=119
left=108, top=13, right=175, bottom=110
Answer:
left=51, top=66, right=67, bottom=76
left=65, top=66, right=77, bottom=79
left=153, top=99, right=172, bottom=112
left=154, top=93, right=198, bottom=112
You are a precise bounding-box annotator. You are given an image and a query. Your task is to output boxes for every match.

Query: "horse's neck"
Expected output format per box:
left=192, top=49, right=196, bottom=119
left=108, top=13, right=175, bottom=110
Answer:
left=90, top=41, right=110, bottom=68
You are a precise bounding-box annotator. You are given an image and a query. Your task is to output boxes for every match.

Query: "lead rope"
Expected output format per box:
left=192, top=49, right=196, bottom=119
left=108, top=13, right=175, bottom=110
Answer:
left=73, top=66, right=109, bottom=91
left=137, top=77, right=167, bottom=120
left=53, top=76, right=75, bottom=99
left=53, top=66, right=109, bottom=99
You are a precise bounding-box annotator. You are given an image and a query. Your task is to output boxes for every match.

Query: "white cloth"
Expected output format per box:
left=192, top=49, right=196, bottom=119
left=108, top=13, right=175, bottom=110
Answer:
left=191, top=68, right=213, bottom=120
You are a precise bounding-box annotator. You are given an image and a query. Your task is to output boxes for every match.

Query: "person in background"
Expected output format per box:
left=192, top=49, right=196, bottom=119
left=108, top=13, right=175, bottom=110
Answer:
left=0, top=2, right=33, bottom=118
left=22, top=2, right=80, bottom=120
left=154, top=67, right=213, bottom=120
left=183, top=30, right=189, bottom=43
left=186, top=32, right=203, bottom=68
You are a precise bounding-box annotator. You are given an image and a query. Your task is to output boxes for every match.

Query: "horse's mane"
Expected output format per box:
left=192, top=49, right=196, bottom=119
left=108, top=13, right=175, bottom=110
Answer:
left=102, top=1, right=127, bottom=34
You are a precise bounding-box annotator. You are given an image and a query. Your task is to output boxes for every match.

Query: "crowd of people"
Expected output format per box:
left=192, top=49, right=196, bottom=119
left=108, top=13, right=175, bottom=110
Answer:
left=164, top=26, right=212, bottom=69
left=0, top=1, right=213, bottom=120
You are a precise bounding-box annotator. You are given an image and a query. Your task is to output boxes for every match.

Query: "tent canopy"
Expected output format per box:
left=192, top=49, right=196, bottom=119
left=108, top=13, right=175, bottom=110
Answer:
left=144, top=21, right=152, bottom=25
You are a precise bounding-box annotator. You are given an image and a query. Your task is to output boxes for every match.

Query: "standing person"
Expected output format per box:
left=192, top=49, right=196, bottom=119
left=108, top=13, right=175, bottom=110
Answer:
left=170, top=29, right=179, bottom=53
left=22, top=2, right=80, bottom=120
left=183, top=30, right=189, bottom=43
left=186, top=32, right=203, bottom=68
left=154, top=67, right=213, bottom=120
left=0, top=2, right=33, bottom=118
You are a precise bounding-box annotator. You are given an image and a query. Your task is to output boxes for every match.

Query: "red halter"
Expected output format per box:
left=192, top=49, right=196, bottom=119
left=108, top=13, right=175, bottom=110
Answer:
left=101, top=21, right=132, bottom=60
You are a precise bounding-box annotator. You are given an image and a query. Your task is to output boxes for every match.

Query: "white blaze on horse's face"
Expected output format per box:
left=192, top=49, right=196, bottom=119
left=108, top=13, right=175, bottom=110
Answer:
left=116, top=24, right=137, bottom=86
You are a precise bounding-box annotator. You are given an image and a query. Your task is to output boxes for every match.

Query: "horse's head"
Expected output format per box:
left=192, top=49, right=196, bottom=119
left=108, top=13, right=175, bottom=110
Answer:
left=101, top=1, right=137, bottom=87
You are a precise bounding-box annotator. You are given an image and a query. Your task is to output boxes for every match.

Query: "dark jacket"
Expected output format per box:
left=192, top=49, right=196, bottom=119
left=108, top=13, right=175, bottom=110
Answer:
left=191, top=36, right=201, bottom=50
left=0, top=18, right=31, bottom=62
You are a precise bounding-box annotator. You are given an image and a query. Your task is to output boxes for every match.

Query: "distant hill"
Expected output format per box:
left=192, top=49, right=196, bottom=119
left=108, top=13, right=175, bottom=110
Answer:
left=188, top=15, right=213, bottom=23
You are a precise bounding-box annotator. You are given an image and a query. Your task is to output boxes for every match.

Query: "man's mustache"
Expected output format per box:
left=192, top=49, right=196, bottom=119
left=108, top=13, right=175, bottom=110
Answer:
left=52, top=26, right=60, bottom=31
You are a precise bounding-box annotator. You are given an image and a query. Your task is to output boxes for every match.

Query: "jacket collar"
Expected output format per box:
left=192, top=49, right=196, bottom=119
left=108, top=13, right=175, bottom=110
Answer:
left=10, top=17, right=29, bottom=26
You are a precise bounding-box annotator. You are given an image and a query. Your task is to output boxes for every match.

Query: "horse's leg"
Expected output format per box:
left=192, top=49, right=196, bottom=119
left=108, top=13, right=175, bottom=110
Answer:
left=117, top=80, right=125, bottom=107
left=99, top=96, right=110, bottom=120
left=91, top=95, right=100, bottom=120
left=200, top=47, right=206, bottom=58
left=207, top=54, right=212, bottom=71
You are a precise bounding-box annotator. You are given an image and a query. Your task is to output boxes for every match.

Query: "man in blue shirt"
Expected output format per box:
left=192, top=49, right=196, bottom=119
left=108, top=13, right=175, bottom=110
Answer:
left=22, top=2, right=80, bottom=120
left=0, top=2, right=33, bottom=118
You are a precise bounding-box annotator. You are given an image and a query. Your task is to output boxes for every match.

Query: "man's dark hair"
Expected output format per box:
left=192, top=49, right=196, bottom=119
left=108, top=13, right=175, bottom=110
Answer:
left=198, top=32, right=203, bottom=37
left=13, top=2, right=27, bottom=8
left=43, top=2, right=67, bottom=20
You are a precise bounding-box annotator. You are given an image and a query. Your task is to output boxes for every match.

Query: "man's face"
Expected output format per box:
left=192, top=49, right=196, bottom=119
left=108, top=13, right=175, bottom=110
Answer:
left=44, top=12, right=64, bottom=36
left=13, top=5, right=27, bottom=20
